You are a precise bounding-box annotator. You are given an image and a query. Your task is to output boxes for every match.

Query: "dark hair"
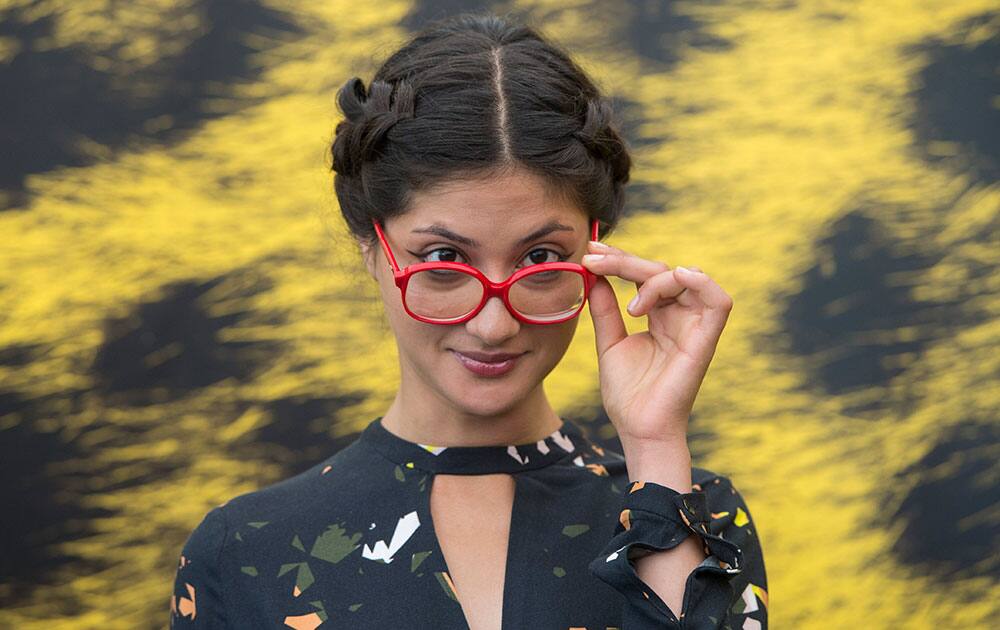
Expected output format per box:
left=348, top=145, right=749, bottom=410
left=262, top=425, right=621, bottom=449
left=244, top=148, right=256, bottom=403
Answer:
left=329, top=11, right=632, bottom=251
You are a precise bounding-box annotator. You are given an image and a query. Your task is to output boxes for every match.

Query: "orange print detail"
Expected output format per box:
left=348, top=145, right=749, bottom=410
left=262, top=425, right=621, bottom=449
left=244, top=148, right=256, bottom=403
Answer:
left=441, top=570, right=458, bottom=596
left=284, top=612, right=324, bottom=629
left=619, top=509, right=631, bottom=531
left=629, top=481, right=645, bottom=494
left=293, top=584, right=302, bottom=597
left=177, top=582, right=196, bottom=619
left=590, top=443, right=605, bottom=456
left=586, top=463, right=609, bottom=476
left=752, top=584, right=769, bottom=609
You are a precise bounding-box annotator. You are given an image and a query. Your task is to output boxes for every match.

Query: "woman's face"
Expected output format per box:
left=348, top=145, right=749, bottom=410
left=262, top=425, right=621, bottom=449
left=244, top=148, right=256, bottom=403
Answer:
left=361, top=168, right=591, bottom=418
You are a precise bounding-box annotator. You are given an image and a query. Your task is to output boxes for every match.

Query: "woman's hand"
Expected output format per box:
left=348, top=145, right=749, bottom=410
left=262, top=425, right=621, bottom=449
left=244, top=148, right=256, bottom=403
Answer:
left=581, top=240, right=734, bottom=455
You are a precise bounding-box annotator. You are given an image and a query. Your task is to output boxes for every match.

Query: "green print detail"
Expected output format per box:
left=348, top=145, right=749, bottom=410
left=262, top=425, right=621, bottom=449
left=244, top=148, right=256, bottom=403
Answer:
left=297, top=563, right=316, bottom=592
left=278, top=561, right=315, bottom=593
left=553, top=566, right=566, bottom=577
left=435, top=572, right=459, bottom=602
left=241, top=566, right=258, bottom=576
left=394, top=465, right=406, bottom=481
left=411, top=550, right=432, bottom=572
left=311, top=523, right=362, bottom=564
left=310, top=600, right=325, bottom=610
left=235, top=531, right=243, bottom=541
left=291, top=534, right=305, bottom=551
left=248, top=521, right=269, bottom=529
left=562, top=524, right=590, bottom=538
left=348, top=603, right=363, bottom=612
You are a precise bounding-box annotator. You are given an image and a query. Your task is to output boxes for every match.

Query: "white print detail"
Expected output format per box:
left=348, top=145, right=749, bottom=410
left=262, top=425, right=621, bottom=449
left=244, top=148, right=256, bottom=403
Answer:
left=739, top=583, right=759, bottom=613
left=572, top=455, right=584, bottom=467
left=507, top=445, right=529, bottom=464
left=369, top=523, right=376, bottom=529
left=418, top=444, right=448, bottom=455
left=536, top=439, right=550, bottom=455
left=551, top=430, right=575, bottom=453
left=606, top=545, right=627, bottom=562
left=362, top=511, right=420, bottom=564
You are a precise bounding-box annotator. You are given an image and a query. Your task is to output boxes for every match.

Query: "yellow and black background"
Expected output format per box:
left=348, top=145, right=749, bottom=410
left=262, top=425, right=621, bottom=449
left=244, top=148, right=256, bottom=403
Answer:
left=0, top=0, right=997, bottom=627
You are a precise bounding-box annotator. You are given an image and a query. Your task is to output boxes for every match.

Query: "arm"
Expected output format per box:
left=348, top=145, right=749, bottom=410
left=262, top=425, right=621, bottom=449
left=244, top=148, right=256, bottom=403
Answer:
left=169, top=506, right=229, bottom=629
left=589, top=444, right=765, bottom=628
left=623, top=439, right=707, bottom=616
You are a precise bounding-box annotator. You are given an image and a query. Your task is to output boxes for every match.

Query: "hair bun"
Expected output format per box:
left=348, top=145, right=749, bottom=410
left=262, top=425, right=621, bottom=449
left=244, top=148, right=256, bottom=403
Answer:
left=332, top=77, right=416, bottom=177
left=573, top=97, right=630, bottom=184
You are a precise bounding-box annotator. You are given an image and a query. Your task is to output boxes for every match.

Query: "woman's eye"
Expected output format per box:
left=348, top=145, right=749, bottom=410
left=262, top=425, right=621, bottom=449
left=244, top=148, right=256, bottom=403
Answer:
left=520, top=248, right=565, bottom=267
left=421, top=248, right=465, bottom=264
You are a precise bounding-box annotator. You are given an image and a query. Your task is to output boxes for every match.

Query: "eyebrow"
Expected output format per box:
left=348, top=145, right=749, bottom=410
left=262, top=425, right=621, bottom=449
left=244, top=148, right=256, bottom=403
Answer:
left=411, top=220, right=575, bottom=248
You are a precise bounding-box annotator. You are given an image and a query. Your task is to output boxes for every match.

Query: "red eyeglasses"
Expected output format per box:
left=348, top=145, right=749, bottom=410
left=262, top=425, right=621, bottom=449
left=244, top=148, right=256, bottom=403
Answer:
left=372, top=218, right=602, bottom=325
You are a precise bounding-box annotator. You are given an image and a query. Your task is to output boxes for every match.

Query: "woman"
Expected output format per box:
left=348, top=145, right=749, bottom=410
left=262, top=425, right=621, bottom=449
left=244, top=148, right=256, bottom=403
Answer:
left=170, top=12, right=767, bottom=630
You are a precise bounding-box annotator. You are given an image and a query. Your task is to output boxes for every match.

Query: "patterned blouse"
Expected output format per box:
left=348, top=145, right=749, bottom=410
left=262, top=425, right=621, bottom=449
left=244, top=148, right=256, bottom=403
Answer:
left=169, top=416, right=768, bottom=629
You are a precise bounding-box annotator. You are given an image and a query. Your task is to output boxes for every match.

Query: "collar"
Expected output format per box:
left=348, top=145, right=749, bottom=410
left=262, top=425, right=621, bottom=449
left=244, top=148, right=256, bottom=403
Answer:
left=359, top=416, right=587, bottom=474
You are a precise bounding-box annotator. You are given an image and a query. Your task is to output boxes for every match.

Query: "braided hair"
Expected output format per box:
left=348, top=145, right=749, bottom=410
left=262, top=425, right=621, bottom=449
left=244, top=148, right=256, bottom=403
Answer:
left=329, top=11, right=632, bottom=250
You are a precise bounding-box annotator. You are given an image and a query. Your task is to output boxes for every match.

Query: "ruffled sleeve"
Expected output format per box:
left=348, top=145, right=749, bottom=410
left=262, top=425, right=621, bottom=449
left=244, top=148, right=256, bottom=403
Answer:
left=169, top=506, right=229, bottom=629
left=588, top=476, right=768, bottom=629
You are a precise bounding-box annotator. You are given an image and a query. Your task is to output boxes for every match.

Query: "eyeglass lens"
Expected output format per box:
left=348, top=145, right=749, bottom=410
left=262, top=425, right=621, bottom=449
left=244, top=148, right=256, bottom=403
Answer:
left=404, top=267, right=585, bottom=322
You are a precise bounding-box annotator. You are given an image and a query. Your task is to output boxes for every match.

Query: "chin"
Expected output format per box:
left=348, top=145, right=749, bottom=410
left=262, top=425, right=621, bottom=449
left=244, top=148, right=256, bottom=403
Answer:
left=445, top=365, right=536, bottom=417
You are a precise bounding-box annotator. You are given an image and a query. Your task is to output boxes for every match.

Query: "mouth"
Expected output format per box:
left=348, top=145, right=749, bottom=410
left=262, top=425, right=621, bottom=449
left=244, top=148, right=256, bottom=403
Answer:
left=450, top=350, right=527, bottom=377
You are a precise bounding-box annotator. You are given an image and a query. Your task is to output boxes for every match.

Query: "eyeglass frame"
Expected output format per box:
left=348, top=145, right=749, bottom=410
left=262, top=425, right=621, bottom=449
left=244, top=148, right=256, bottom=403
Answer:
left=371, top=218, right=602, bottom=325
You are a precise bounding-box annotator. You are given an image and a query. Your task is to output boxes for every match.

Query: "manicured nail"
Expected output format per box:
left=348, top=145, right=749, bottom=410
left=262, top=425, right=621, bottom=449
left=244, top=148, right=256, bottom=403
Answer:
left=589, top=240, right=611, bottom=251
left=582, top=254, right=605, bottom=263
left=627, top=293, right=640, bottom=314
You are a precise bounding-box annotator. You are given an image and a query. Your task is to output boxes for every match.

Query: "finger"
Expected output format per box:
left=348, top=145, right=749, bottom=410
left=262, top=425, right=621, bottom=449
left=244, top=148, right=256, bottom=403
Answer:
left=582, top=250, right=670, bottom=286
left=586, top=274, right=628, bottom=359
left=626, top=269, right=689, bottom=316
left=670, top=267, right=734, bottom=332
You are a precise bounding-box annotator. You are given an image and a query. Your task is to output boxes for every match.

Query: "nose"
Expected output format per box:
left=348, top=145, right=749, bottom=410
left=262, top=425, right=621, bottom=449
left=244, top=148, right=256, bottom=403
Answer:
left=464, top=294, right=521, bottom=345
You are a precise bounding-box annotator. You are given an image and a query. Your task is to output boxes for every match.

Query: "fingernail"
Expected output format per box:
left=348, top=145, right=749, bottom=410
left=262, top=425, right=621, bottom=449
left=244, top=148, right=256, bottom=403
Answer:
left=627, top=293, right=640, bottom=314
left=582, top=254, right=605, bottom=263
left=675, top=266, right=692, bottom=275
left=589, top=240, right=611, bottom=251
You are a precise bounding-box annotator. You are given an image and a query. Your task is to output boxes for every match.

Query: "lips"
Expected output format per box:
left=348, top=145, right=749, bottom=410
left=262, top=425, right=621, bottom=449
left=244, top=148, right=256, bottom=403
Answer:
left=450, top=349, right=526, bottom=377
left=453, top=350, right=526, bottom=363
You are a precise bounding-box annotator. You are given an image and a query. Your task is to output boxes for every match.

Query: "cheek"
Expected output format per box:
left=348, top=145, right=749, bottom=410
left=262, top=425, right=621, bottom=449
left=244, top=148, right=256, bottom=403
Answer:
left=527, top=320, right=579, bottom=364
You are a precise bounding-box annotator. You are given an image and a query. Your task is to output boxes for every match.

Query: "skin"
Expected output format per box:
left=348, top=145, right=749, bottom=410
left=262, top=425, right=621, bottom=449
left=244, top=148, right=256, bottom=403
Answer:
left=358, top=166, right=735, bottom=626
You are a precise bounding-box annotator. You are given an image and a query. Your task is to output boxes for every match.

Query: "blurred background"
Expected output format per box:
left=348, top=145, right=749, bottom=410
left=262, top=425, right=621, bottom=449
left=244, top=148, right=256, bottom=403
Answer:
left=1, top=0, right=997, bottom=627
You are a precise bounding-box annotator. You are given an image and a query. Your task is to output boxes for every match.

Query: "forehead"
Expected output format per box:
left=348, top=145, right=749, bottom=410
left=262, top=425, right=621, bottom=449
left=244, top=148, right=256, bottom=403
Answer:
left=400, top=169, right=587, bottom=231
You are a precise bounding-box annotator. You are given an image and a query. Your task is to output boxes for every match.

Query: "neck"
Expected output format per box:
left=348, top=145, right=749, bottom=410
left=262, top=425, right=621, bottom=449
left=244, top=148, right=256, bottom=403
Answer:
left=379, top=376, right=564, bottom=448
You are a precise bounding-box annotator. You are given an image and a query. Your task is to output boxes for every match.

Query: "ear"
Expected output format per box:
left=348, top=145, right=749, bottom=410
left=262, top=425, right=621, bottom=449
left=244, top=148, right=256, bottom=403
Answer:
left=359, top=239, right=379, bottom=280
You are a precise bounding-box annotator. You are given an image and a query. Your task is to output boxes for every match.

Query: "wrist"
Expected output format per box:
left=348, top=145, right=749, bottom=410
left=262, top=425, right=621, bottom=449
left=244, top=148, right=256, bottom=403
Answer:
left=620, top=439, right=693, bottom=492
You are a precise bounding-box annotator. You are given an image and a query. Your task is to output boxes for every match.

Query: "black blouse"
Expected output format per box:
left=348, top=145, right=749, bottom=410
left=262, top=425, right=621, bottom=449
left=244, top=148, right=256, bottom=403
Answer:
left=169, top=416, right=768, bottom=629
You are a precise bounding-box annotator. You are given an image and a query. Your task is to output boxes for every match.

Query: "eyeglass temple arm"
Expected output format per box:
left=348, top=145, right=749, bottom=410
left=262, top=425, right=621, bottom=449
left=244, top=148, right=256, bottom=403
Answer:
left=372, top=220, right=401, bottom=272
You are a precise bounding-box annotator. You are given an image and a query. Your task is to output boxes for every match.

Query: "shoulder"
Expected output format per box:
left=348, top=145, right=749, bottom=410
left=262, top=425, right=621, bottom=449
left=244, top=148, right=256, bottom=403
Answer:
left=216, top=434, right=377, bottom=527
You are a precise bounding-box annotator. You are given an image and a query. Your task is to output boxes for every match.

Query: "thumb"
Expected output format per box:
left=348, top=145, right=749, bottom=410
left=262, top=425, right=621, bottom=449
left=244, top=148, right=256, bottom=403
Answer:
left=587, top=275, right=628, bottom=359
